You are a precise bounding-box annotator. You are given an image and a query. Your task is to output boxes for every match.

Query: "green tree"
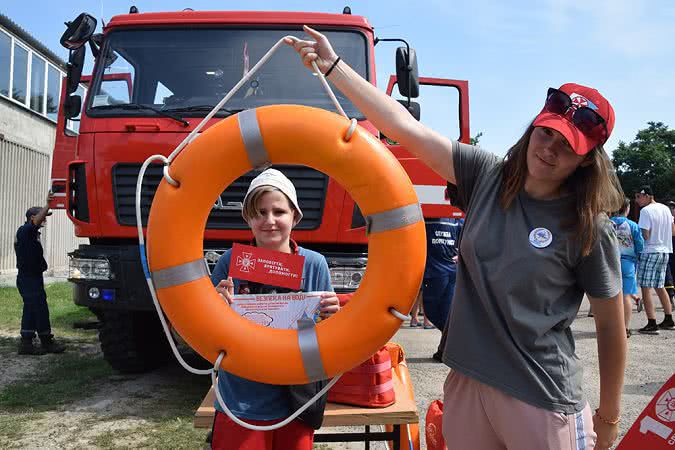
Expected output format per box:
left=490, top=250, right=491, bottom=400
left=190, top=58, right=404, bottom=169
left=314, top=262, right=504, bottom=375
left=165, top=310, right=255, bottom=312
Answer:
left=612, top=122, right=675, bottom=200
left=470, top=131, right=483, bottom=147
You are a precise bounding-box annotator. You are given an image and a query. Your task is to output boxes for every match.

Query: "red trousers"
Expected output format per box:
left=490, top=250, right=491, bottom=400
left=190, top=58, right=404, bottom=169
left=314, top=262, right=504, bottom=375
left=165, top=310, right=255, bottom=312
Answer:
left=211, top=411, right=314, bottom=450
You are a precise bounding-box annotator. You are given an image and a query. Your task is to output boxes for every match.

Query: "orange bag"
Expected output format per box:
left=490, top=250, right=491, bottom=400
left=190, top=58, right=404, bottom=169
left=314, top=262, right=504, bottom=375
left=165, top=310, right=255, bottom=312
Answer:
left=425, top=400, right=447, bottom=450
left=386, top=343, right=420, bottom=450
left=327, top=346, right=395, bottom=408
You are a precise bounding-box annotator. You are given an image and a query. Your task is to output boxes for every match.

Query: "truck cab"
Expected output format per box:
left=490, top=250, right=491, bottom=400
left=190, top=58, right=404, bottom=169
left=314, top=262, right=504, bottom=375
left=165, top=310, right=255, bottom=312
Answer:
left=52, top=8, right=469, bottom=372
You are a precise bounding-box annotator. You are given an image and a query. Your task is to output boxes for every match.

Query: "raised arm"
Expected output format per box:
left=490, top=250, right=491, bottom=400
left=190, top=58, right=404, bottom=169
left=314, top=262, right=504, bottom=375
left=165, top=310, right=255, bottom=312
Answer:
left=285, top=26, right=457, bottom=184
left=31, top=192, right=53, bottom=226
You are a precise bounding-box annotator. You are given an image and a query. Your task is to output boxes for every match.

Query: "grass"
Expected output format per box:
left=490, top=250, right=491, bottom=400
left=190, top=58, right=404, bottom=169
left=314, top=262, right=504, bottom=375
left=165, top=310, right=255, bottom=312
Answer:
left=0, top=282, right=96, bottom=338
left=0, top=412, right=44, bottom=444
left=92, top=417, right=209, bottom=449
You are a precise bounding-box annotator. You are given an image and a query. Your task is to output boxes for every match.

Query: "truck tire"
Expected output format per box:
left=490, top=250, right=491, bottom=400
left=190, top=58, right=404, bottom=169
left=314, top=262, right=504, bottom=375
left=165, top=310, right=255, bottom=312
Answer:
left=98, top=310, right=172, bottom=373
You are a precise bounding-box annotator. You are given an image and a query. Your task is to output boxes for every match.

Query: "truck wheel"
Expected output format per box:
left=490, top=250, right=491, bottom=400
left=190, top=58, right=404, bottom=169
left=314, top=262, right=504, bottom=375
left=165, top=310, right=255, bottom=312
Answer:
left=98, top=310, right=172, bottom=373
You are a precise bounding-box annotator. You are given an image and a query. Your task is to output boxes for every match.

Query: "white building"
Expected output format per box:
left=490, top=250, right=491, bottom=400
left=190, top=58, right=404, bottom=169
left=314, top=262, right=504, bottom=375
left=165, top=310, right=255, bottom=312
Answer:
left=0, top=14, right=84, bottom=282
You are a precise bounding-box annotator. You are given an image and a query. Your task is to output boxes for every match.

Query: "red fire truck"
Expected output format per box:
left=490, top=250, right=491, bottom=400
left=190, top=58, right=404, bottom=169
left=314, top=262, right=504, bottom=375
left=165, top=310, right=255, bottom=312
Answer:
left=51, top=7, right=469, bottom=372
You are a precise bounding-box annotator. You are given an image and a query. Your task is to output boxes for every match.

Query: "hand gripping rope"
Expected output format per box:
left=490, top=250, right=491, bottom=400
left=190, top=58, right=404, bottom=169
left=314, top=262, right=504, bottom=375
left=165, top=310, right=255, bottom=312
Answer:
left=136, top=36, right=410, bottom=431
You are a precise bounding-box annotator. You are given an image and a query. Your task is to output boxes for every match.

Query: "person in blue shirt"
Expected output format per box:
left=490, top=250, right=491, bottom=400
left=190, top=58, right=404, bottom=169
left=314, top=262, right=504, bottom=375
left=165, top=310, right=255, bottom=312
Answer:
left=14, top=195, right=66, bottom=355
left=423, top=218, right=463, bottom=330
left=428, top=184, right=464, bottom=362
left=209, top=169, right=340, bottom=450
left=610, top=197, right=644, bottom=337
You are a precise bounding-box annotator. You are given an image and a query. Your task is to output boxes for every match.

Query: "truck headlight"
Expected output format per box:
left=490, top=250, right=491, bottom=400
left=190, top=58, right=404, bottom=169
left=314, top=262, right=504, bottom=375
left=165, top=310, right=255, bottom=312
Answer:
left=327, top=256, right=367, bottom=291
left=69, top=257, right=112, bottom=280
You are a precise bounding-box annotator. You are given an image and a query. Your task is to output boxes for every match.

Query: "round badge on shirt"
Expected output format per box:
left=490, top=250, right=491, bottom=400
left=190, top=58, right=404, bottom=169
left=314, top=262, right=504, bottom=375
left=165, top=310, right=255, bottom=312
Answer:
left=529, top=227, right=553, bottom=248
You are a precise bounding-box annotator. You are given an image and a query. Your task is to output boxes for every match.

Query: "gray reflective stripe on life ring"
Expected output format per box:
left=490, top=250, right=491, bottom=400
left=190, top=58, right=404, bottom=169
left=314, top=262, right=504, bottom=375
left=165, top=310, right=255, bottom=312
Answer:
left=151, top=258, right=209, bottom=290
left=297, top=318, right=327, bottom=381
left=238, top=108, right=270, bottom=169
left=365, top=202, right=423, bottom=235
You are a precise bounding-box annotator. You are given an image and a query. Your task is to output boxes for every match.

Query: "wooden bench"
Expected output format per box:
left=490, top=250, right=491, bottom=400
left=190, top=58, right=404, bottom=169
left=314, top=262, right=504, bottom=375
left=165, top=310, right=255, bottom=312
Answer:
left=194, top=371, right=419, bottom=450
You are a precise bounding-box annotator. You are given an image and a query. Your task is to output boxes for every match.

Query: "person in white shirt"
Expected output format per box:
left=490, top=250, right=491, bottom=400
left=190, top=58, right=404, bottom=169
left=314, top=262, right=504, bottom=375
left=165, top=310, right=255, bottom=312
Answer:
left=634, top=185, right=675, bottom=334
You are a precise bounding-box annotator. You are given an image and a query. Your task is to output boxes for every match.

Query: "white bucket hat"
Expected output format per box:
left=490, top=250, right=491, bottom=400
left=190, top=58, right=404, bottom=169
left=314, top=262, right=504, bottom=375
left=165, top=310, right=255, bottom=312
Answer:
left=242, top=168, right=303, bottom=223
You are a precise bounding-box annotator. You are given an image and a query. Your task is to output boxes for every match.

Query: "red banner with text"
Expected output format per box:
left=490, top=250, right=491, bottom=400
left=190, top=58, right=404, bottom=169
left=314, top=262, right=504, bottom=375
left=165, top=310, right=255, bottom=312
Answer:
left=229, top=243, right=305, bottom=290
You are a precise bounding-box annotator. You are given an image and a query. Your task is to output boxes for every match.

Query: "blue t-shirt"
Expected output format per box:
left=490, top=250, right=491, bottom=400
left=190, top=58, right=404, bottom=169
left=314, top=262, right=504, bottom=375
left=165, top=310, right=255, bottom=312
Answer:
left=424, top=218, right=463, bottom=278
left=610, top=216, right=645, bottom=278
left=610, top=216, right=644, bottom=262
left=210, top=246, right=332, bottom=420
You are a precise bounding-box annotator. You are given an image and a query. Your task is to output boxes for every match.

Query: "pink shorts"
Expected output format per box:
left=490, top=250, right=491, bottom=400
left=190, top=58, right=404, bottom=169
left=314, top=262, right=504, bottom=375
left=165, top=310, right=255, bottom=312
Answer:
left=442, top=370, right=596, bottom=450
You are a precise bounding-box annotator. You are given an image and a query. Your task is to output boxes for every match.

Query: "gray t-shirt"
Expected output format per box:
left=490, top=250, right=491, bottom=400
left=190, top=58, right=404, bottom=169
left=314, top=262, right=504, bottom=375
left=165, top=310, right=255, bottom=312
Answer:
left=443, top=143, right=621, bottom=414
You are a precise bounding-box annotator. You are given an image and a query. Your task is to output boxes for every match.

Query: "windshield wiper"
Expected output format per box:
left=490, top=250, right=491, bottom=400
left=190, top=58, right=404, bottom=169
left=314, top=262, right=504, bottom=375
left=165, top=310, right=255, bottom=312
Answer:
left=91, top=103, right=190, bottom=127
left=163, top=105, right=244, bottom=116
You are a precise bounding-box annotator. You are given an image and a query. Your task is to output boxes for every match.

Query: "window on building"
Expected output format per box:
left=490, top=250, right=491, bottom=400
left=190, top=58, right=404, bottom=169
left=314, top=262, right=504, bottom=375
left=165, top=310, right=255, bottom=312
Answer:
left=0, top=31, right=10, bottom=97
left=46, top=65, right=61, bottom=121
left=12, top=43, right=28, bottom=104
left=1, top=30, right=67, bottom=122
left=30, top=54, right=46, bottom=113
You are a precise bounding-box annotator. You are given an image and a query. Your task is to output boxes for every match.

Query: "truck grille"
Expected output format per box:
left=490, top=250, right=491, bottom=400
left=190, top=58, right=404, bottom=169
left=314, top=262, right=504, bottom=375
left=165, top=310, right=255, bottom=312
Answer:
left=112, top=164, right=328, bottom=229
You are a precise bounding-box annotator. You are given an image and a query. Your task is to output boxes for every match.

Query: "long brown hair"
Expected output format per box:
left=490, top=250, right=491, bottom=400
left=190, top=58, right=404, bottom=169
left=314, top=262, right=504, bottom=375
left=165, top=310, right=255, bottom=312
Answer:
left=500, top=124, right=624, bottom=256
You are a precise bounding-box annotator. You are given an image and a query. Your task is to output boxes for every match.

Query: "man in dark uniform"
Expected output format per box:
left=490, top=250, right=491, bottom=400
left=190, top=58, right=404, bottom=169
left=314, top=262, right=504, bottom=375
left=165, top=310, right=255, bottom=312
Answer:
left=429, top=184, right=464, bottom=361
left=14, top=196, right=66, bottom=355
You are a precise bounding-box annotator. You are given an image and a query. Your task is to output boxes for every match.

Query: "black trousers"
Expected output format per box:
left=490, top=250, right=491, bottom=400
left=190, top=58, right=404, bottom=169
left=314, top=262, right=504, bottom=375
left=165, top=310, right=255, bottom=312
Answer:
left=17, top=274, right=51, bottom=339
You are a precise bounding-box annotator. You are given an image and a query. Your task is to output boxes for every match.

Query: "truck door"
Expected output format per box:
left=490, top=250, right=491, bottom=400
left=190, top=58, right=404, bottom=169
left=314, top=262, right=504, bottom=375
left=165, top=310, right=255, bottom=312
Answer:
left=385, top=75, right=469, bottom=218
left=49, top=77, right=89, bottom=209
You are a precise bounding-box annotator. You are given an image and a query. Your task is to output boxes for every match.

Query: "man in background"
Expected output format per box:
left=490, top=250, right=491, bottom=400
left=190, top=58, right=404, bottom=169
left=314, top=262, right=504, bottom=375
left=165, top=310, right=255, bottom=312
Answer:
left=634, top=186, right=675, bottom=334
left=430, top=184, right=464, bottom=361
left=14, top=194, right=66, bottom=355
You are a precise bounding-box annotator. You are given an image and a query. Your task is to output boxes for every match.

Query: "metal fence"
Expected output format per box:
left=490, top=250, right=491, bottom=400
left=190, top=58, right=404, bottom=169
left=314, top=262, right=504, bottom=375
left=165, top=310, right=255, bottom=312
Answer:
left=0, top=138, right=85, bottom=277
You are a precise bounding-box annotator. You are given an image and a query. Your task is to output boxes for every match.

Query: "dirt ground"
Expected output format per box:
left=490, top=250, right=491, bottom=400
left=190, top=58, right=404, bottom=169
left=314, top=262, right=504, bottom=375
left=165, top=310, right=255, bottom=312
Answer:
left=0, top=289, right=673, bottom=449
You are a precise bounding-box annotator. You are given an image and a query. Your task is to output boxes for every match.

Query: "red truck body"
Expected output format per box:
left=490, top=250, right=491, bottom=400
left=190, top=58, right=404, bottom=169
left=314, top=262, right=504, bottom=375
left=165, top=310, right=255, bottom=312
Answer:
left=51, top=9, right=469, bottom=372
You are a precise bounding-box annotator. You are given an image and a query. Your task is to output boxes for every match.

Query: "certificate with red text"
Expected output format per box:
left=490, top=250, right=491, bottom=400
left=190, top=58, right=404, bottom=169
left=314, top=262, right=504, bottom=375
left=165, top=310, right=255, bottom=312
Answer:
left=229, top=243, right=305, bottom=290
left=231, top=292, right=323, bottom=329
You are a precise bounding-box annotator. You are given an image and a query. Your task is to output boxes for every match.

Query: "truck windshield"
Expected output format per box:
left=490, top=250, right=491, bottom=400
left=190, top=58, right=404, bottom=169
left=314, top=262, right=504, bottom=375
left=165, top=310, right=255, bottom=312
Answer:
left=88, top=28, right=368, bottom=118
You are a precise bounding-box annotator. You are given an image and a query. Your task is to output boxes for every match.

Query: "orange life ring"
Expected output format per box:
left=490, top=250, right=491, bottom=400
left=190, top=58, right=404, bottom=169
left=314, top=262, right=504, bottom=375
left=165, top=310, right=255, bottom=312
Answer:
left=146, top=105, right=426, bottom=385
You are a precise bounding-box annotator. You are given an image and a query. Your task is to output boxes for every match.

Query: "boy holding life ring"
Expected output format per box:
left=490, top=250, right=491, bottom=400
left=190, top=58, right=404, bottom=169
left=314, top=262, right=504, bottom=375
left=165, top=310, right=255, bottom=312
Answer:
left=210, top=168, right=340, bottom=450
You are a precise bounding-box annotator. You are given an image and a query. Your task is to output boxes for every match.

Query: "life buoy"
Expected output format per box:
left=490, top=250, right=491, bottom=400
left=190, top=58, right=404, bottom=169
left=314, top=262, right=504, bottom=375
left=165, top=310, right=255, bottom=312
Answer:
left=146, top=105, right=426, bottom=385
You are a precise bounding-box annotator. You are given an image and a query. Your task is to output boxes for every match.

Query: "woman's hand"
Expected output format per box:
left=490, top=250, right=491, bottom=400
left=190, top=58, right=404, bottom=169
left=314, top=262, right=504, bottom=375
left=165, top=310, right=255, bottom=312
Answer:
left=216, top=276, right=234, bottom=305
left=592, top=414, right=619, bottom=450
left=284, top=26, right=338, bottom=74
left=319, top=292, right=340, bottom=318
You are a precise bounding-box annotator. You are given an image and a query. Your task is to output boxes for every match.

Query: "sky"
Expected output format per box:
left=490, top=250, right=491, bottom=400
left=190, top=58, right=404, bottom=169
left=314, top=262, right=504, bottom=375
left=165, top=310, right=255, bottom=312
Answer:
left=3, top=0, right=675, bottom=156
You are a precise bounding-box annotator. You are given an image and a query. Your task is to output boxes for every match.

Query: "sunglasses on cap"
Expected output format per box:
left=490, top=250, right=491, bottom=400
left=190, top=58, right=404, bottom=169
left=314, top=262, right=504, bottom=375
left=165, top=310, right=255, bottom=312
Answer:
left=544, top=88, right=608, bottom=145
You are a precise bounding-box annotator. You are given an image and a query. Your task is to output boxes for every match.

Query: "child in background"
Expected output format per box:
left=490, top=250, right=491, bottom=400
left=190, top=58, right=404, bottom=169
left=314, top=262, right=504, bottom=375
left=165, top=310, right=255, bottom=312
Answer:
left=210, top=168, right=340, bottom=450
left=610, top=197, right=644, bottom=337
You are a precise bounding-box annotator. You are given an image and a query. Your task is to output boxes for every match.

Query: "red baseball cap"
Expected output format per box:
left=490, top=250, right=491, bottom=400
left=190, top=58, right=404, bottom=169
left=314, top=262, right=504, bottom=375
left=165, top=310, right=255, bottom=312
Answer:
left=533, top=83, right=614, bottom=155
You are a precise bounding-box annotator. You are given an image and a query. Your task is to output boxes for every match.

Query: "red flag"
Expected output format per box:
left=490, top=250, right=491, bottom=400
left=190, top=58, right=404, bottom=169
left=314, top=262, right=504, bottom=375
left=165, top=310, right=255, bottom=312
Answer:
left=229, top=243, right=305, bottom=290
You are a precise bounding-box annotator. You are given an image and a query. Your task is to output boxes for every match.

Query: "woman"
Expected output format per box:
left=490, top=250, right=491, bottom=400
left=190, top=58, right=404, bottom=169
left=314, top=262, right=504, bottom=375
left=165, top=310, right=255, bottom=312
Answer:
left=610, top=197, right=644, bottom=338
left=287, top=27, right=626, bottom=450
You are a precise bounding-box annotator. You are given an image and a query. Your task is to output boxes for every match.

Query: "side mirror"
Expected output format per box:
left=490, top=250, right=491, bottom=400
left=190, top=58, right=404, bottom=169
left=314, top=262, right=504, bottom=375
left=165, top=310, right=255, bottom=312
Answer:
left=60, top=13, right=97, bottom=50
left=395, top=47, right=419, bottom=98
left=397, top=100, right=421, bottom=121
left=65, top=47, right=85, bottom=96
left=64, top=95, right=82, bottom=119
